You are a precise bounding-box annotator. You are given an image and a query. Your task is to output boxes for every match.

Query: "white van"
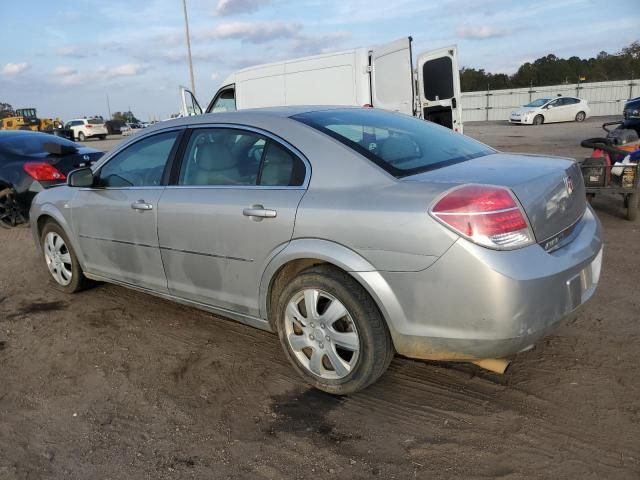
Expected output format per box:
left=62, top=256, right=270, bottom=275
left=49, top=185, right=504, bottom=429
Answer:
left=181, top=37, right=463, bottom=132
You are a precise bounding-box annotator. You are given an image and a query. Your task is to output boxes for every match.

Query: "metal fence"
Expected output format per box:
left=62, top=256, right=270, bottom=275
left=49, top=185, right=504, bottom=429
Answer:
left=461, top=79, right=638, bottom=122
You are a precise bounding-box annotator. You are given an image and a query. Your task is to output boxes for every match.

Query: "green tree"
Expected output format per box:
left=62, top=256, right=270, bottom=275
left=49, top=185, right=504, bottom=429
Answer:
left=461, top=41, right=640, bottom=91
left=112, top=110, right=140, bottom=123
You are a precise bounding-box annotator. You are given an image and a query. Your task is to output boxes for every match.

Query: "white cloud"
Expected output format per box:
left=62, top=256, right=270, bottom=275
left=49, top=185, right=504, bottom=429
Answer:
left=456, top=25, right=508, bottom=40
left=214, top=0, right=270, bottom=16
left=201, top=21, right=301, bottom=44
left=56, top=63, right=151, bottom=86
left=289, top=31, right=351, bottom=56
left=53, top=66, right=78, bottom=76
left=2, top=63, right=30, bottom=76
left=55, top=46, right=89, bottom=58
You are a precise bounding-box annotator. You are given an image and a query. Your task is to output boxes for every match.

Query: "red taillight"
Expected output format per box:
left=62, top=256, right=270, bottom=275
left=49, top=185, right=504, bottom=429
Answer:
left=362, top=104, right=373, bottom=108
left=86, top=124, right=93, bottom=128
left=430, top=184, right=533, bottom=250
left=23, top=162, right=66, bottom=181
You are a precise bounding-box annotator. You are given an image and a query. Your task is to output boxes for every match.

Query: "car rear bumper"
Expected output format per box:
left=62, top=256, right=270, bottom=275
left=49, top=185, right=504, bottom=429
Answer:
left=377, top=206, right=602, bottom=360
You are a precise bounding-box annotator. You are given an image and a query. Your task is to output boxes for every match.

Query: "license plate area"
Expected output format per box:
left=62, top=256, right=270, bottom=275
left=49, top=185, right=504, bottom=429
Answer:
left=566, top=248, right=602, bottom=311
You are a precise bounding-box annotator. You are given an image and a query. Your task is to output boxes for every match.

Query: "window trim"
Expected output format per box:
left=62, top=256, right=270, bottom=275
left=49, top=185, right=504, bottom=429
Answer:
left=87, top=128, right=186, bottom=190
left=167, top=123, right=311, bottom=190
left=205, top=84, right=237, bottom=114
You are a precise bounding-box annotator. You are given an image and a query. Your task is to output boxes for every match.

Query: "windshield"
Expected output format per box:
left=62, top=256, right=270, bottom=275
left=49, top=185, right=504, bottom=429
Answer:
left=525, top=98, right=551, bottom=108
left=88, top=118, right=104, bottom=125
left=292, top=109, right=494, bottom=178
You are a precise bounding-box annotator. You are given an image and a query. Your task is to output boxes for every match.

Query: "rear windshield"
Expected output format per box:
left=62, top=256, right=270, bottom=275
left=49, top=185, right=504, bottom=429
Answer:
left=88, top=118, right=104, bottom=125
left=292, top=109, right=494, bottom=177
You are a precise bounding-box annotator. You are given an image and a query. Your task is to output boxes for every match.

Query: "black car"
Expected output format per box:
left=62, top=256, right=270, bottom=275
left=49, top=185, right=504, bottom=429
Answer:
left=105, top=119, right=125, bottom=135
left=0, top=131, right=103, bottom=228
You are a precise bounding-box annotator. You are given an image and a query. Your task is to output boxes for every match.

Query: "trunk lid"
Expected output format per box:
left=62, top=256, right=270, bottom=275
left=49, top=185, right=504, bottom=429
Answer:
left=48, top=148, right=104, bottom=174
left=404, top=152, right=586, bottom=243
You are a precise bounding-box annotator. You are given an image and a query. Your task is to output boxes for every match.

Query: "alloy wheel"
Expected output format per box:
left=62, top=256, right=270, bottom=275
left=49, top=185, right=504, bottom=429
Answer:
left=284, top=289, right=360, bottom=380
left=43, top=232, right=73, bottom=286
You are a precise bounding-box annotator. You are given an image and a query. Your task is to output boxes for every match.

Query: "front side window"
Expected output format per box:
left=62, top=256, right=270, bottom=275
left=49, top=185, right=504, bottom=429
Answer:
left=211, top=88, right=236, bottom=113
left=179, top=128, right=306, bottom=187
left=293, top=109, right=494, bottom=177
left=99, top=130, right=179, bottom=187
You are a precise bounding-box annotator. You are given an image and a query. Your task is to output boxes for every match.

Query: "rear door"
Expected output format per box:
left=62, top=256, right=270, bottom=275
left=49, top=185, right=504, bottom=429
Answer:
left=416, top=46, right=463, bottom=132
left=370, top=37, right=415, bottom=115
left=157, top=126, right=308, bottom=317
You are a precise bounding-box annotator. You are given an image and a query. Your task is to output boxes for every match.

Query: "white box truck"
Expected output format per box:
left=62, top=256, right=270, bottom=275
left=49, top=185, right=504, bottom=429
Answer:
left=180, top=37, right=463, bottom=132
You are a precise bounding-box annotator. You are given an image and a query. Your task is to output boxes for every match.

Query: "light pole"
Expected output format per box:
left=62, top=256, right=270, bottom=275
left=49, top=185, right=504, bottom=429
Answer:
left=182, top=0, right=196, bottom=96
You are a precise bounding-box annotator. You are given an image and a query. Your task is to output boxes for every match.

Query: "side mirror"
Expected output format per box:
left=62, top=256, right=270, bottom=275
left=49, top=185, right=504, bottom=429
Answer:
left=67, top=167, right=95, bottom=187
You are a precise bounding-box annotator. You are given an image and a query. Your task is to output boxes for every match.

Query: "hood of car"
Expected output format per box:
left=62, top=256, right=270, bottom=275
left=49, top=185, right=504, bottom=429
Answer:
left=511, top=106, right=539, bottom=116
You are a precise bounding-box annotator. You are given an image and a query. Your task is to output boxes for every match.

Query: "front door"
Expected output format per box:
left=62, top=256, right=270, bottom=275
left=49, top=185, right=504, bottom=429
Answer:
left=416, top=46, right=463, bottom=132
left=71, top=130, right=182, bottom=291
left=157, top=126, right=308, bottom=316
left=179, top=85, right=203, bottom=117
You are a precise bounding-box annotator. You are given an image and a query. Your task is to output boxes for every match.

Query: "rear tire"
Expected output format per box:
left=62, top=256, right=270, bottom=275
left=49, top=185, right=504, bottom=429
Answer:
left=533, top=115, right=544, bottom=125
left=627, top=191, right=638, bottom=221
left=99, top=135, right=107, bottom=140
left=575, top=111, right=586, bottom=122
left=78, top=131, right=85, bottom=141
left=273, top=265, right=393, bottom=395
left=40, top=221, right=91, bottom=293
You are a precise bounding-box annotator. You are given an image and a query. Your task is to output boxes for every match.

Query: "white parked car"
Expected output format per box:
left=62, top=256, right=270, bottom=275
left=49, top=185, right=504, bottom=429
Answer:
left=120, top=123, right=142, bottom=136
left=509, top=97, right=589, bottom=125
left=65, top=118, right=108, bottom=141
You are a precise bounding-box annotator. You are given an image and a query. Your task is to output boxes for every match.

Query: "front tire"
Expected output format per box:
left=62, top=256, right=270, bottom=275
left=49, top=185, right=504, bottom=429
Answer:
left=575, top=111, right=586, bottom=122
left=273, top=265, right=393, bottom=395
left=41, top=222, right=90, bottom=293
left=533, top=115, right=544, bottom=125
left=77, top=131, right=85, bottom=141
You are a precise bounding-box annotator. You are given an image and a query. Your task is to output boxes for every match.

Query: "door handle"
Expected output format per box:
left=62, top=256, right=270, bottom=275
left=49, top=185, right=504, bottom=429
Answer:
left=131, top=200, right=153, bottom=211
left=243, top=205, right=277, bottom=218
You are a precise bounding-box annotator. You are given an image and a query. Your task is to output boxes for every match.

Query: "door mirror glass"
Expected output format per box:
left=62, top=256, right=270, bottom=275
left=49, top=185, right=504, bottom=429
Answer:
left=67, top=167, right=95, bottom=187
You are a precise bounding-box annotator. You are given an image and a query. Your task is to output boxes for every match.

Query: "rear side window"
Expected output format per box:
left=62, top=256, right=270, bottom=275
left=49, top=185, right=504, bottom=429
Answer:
left=422, top=57, right=454, bottom=101
left=293, top=109, right=494, bottom=178
left=178, top=128, right=306, bottom=187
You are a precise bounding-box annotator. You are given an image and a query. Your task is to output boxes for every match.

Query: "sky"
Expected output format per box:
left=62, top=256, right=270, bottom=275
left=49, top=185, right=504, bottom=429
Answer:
left=0, top=0, right=637, bottom=121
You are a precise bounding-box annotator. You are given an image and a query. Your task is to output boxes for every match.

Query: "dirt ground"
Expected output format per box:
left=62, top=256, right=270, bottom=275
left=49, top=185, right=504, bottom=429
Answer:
left=1, top=118, right=639, bottom=479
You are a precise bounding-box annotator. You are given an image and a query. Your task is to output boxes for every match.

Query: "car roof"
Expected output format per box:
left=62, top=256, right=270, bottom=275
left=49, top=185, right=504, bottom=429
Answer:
left=0, top=130, right=58, bottom=140
left=148, top=105, right=360, bottom=131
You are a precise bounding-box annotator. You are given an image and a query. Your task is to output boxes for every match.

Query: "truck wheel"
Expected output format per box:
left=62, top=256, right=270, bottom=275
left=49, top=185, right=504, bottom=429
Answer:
left=575, top=111, right=586, bottom=122
left=78, top=132, right=85, bottom=141
left=627, top=192, right=638, bottom=221
left=533, top=115, right=544, bottom=125
left=273, top=265, right=393, bottom=395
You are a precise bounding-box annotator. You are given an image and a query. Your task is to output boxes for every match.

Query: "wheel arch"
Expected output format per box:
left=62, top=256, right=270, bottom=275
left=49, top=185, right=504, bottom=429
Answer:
left=259, top=238, right=406, bottom=342
left=32, top=206, right=87, bottom=271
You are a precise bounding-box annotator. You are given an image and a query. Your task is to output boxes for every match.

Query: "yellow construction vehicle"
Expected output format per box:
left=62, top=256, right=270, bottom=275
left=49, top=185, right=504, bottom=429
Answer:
left=0, top=108, right=63, bottom=132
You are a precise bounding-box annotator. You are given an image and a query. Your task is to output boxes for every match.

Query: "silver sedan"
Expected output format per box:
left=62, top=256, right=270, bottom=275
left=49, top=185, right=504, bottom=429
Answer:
left=30, top=107, right=603, bottom=394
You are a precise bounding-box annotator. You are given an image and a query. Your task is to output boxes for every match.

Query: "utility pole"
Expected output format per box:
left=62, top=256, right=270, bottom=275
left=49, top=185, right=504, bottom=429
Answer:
left=106, top=94, right=112, bottom=119
left=182, top=0, right=196, bottom=96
